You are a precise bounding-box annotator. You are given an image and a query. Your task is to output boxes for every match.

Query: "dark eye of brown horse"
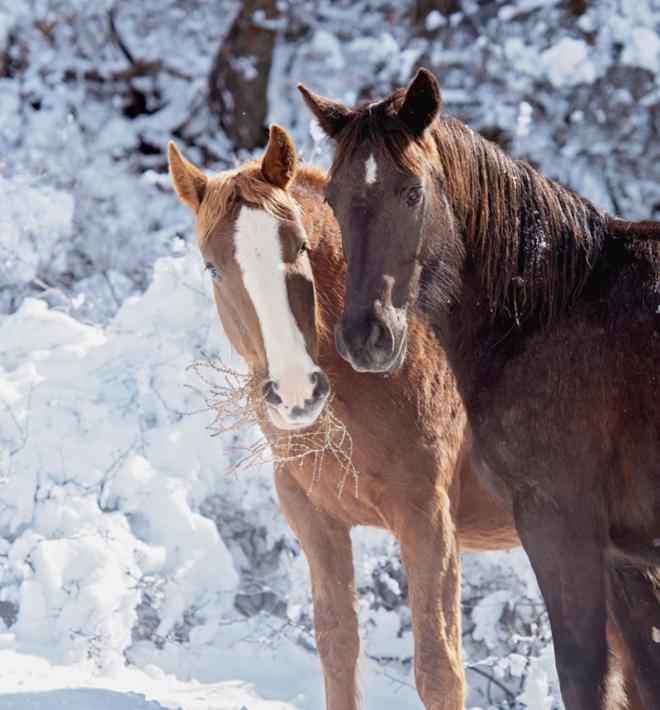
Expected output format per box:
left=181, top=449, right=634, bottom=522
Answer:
left=298, top=243, right=307, bottom=256
left=406, top=187, right=423, bottom=206
left=205, top=263, right=221, bottom=280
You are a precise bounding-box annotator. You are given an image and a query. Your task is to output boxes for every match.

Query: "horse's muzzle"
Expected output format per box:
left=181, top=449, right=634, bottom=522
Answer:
left=335, top=308, right=407, bottom=373
left=263, top=370, right=330, bottom=430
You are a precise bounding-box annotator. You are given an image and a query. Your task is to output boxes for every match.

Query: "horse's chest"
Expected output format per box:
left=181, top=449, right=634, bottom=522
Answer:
left=469, top=400, right=539, bottom=493
left=290, top=462, right=386, bottom=528
left=466, top=340, right=608, bottom=498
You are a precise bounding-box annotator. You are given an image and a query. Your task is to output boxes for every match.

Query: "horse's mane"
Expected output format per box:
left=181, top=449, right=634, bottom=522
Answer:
left=332, top=90, right=610, bottom=325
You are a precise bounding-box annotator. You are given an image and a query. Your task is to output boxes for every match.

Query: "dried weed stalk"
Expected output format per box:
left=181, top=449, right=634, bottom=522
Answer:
left=185, top=355, right=359, bottom=498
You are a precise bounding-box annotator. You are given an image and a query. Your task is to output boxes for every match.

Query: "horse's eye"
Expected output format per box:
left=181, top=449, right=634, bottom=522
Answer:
left=406, top=187, right=424, bottom=207
left=406, top=187, right=423, bottom=206
left=298, top=243, right=307, bottom=256
left=206, top=264, right=221, bottom=280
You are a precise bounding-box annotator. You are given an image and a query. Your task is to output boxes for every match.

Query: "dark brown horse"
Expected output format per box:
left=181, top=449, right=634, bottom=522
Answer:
left=299, top=70, right=660, bottom=709
left=168, top=126, right=519, bottom=709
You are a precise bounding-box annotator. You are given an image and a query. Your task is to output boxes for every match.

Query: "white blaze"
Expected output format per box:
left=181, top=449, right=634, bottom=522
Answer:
left=365, top=153, right=377, bottom=185
left=233, top=207, right=315, bottom=399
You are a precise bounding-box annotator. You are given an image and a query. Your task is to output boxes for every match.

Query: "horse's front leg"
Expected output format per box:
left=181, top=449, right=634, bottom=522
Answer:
left=274, top=467, right=360, bottom=710
left=397, top=492, right=465, bottom=710
left=514, top=498, right=611, bottom=710
left=608, top=562, right=660, bottom=709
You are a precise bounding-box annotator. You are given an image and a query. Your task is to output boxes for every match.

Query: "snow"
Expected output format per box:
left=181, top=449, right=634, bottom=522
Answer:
left=0, top=649, right=298, bottom=709
left=540, top=38, right=596, bottom=88
left=515, top=645, right=559, bottom=710
left=425, top=11, right=446, bottom=32
left=471, top=590, right=513, bottom=651
left=515, top=101, right=533, bottom=138
left=0, top=689, right=167, bottom=710
left=1, top=0, right=657, bottom=707
left=0, top=177, right=74, bottom=290
left=1, top=253, right=234, bottom=669
left=621, top=27, right=660, bottom=74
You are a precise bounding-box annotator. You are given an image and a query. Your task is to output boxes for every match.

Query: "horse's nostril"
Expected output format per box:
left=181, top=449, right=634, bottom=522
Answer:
left=367, top=319, right=394, bottom=354
left=261, top=380, right=282, bottom=406
left=367, top=321, right=384, bottom=350
left=311, top=371, right=330, bottom=401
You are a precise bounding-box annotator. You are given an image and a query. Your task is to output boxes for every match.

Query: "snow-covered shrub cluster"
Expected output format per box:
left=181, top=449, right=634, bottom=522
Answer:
left=0, top=0, right=657, bottom=707
left=277, top=0, right=659, bottom=220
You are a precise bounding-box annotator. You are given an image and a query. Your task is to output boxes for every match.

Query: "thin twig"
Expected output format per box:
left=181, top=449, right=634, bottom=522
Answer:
left=185, top=355, right=359, bottom=498
left=466, top=663, right=517, bottom=702
left=108, top=4, right=135, bottom=65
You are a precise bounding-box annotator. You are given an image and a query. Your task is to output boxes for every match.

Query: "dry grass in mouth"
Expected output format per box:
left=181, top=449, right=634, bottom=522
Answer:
left=185, top=354, right=359, bottom=498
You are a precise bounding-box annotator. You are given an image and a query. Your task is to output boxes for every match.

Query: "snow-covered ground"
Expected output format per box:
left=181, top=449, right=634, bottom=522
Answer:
left=1, top=1, right=657, bottom=708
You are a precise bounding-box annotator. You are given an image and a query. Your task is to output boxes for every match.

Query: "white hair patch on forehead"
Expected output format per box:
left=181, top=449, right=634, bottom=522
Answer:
left=233, top=206, right=315, bottom=381
left=365, top=153, right=378, bottom=185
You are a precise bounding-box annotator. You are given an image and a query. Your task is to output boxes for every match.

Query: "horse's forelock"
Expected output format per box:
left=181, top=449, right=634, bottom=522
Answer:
left=196, top=163, right=299, bottom=245
left=330, top=90, right=437, bottom=178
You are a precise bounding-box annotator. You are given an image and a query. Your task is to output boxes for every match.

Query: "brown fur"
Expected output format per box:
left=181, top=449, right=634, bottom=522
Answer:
left=196, top=162, right=299, bottom=244
left=168, top=130, right=520, bottom=709
left=330, top=89, right=608, bottom=326
left=301, top=68, right=659, bottom=710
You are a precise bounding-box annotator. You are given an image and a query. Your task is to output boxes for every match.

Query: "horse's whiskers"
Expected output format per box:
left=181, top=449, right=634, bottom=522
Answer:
left=184, top=355, right=359, bottom=498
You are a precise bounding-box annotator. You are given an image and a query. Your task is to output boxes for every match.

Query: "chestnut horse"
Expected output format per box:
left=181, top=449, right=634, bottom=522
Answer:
left=168, top=126, right=519, bottom=709
left=299, top=69, right=660, bottom=709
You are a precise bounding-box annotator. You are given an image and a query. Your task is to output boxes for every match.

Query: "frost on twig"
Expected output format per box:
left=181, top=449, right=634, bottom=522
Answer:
left=185, top=354, right=359, bottom=498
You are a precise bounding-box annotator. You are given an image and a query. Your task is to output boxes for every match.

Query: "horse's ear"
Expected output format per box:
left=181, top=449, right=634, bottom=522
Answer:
left=398, top=68, right=441, bottom=136
left=167, top=141, right=208, bottom=213
left=262, top=124, right=297, bottom=190
left=297, top=84, right=353, bottom=139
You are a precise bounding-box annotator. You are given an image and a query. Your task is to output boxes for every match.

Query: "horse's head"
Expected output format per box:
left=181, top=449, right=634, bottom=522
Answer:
left=168, top=125, right=330, bottom=430
left=298, top=69, right=460, bottom=373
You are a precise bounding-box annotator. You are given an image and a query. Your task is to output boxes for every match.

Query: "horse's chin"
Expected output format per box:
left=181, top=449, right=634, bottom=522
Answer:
left=266, top=405, right=323, bottom=432
left=344, top=330, right=408, bottom=374
left=384, top=329, right=408, bottom=371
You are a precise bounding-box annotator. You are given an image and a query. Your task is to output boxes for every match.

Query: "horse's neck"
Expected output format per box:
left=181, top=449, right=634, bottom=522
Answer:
left=425, top=120, right=610, bottom=397
left=291, top=170, right=345, bottom=349
left=422, top=267, right=498, bottom=406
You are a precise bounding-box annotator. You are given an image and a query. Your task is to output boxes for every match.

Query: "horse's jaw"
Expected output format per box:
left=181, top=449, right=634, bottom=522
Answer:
left=266, top=405, right=322, bottom=432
